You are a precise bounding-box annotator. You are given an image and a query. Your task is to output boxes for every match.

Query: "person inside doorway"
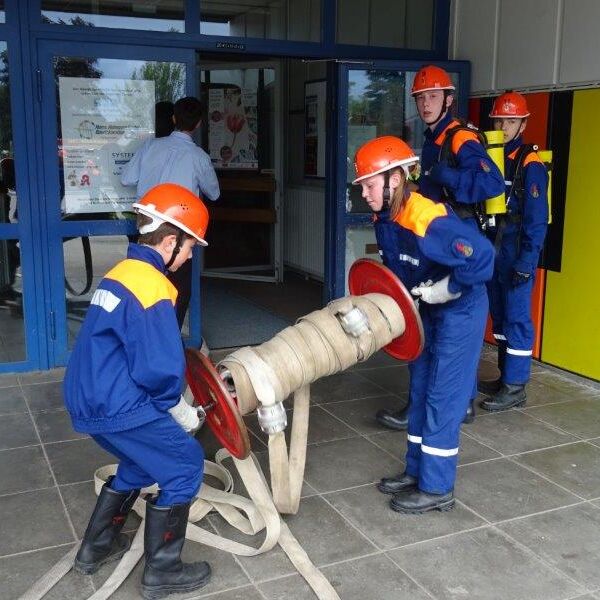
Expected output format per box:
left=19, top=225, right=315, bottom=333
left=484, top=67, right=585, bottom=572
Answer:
left=121, top=96, right=220, bottom=329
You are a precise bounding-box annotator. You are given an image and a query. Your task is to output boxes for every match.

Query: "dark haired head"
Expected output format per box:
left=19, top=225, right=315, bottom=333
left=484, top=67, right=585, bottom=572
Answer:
left=173, top=97, right=203, bottom=132
left=155, top=101, right=175, bottom=138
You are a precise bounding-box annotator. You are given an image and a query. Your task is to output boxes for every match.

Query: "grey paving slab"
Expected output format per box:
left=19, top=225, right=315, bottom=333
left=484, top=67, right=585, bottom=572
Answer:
left=350, top=350, right=401, bottom=370
left=18, top=368, right=65, bottom=385
left=309, top=371, right=388, bottom=404
left=210, top=495, right=376, bottom=582
left=358, top=365, right=411, bottom=396
left=514, top=379, right=575, bottom=407
left=0, top=445, right=54, bottom=495
left=456, top=458, right=581, bottom=522
left=93, top=522, right=251, bottom=599
left=325, top=483, right=486, bottom=550
left=324, top=395, right=406, bottom=435
left=32, top=409, right=86, bottom=444
left=514, top=442, right=600, bottom=499
left=499, top=503, right=600, bottom=589
left=534, top=373, right=600, bottom=402
left=0, top=373, right=19, bottom=388
left=195, top=587, right=263, bottom=599
left=0, top=544, right=94, bottom=600
left=60, top=481, right=141, bottom=540
left=365, top=430, right=407, bottom=461
left=303, top=437, right=398, bottom=493
left=463, top=409, right=577, bottom=455
left=458, top=431, right=503, bottom=465
left=258, top=554, right=433, bottom=600
left=388, top=527, right=584, bottom=600
left=0, top=412, right=38, bottom=449
left=45, top=438, right=114, bottom=485
left=523, top=398, right=600, bottom=439
left=21, top=381, right=65, bottom=411
left=0, top=385, right=28, bottom=415
left=0, top=488, right=74, bottom=556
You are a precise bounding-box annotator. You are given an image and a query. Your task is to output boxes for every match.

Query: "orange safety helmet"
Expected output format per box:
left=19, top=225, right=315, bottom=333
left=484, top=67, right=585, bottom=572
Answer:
left=411, top=65, right=455, bottom=96
left=353, top=136, right=419, bottom=184
left=132, top=183, right=209, bottom=246
left=489, top=91, right=530, bottom=118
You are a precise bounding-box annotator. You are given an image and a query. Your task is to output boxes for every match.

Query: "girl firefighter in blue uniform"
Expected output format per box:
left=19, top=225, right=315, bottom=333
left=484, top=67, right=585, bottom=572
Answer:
left=479, top=91, right=549, bottom=411
left=375, top=65, right=505, bottom=432
left=64, top=183, right=211, bottom=599
left=353, top=136, right=494, bottom=513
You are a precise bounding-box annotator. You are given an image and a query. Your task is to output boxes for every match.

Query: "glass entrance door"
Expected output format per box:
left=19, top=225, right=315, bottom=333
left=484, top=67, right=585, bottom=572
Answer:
left=36, top=41, right=195, bottom=366
left=329, top=61, right=470, bottom=299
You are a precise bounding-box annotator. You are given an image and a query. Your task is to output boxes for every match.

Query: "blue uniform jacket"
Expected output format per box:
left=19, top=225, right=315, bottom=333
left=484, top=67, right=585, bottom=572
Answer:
left=374, top=192, right=495, bottom=294
left=64, top=244, right=185, bottom=434
left=419, top=113, right=504, bottom=205
left=490, top=136, right=549, bottom=275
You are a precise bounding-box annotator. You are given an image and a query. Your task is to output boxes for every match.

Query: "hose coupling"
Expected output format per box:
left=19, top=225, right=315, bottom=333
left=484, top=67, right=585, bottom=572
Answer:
left=257, top=401, right=287, bottom=434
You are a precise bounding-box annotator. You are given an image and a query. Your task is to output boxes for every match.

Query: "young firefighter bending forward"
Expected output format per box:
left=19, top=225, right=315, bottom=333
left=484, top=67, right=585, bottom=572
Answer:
left=353, top=137, right=494, bottom=514
left=64, top=183, right=211, bottom=599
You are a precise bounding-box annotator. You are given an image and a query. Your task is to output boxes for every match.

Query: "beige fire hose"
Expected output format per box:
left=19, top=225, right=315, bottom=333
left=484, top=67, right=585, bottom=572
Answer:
left=20, top=289, right=409, bottom=600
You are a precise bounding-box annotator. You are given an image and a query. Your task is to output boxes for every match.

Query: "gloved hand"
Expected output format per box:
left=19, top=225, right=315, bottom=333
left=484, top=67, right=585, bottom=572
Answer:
left=428, top=161, right=457, bottom=188
left=168, top=396, right=200, bottom=433
left=512, top=269, right=532, bottom=286
left=411, top=275, right=462, bottom=304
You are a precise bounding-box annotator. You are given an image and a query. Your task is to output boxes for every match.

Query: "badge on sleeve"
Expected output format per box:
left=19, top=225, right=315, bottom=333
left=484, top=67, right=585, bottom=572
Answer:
left=453, top=238, right=474, bottom=258
left=480, top=159, right=490, bottom=172
left=530, top=183, right=539, bottom=198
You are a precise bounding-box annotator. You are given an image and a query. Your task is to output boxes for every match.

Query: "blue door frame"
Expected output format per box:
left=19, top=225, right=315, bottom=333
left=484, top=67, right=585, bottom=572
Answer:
left=0, top=0, right=453, bottom=373
left=325, top=59, right=472, bottom=301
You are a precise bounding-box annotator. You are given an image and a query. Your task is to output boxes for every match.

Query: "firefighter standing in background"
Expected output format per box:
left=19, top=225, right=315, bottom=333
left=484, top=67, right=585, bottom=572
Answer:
left=480, top=91, right=549, bottom=411
left=376, top=65, right=505, bottom=432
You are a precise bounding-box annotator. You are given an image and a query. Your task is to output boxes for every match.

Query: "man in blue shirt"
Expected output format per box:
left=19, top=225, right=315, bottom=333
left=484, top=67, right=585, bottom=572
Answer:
left=122, top=97, right=220, bottom=328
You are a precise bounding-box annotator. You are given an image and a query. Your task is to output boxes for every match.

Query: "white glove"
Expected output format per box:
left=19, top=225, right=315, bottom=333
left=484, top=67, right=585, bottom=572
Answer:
left=411, top=275, right=461, bottom=304
left=168, top=396, right=200, bottom=432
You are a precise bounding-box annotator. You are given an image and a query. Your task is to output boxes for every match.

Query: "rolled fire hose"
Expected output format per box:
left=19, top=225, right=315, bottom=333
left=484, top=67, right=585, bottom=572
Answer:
left=20, top=259, right=423, bottom=600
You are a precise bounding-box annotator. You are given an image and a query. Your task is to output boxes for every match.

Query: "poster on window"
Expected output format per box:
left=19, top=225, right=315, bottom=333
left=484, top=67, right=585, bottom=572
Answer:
left=59, top=76, right=155, bottom=214
left=207, top=85, right=258, bottom=169
left=304, top=80, right=326, bottom=178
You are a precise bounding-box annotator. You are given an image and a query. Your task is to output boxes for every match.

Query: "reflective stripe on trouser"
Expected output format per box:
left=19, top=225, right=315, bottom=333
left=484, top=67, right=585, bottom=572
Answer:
left=487, top=265, right=535, bottom=385
left=92, top=415, right=204, bottom=506
left=405, top=286, right=488, bottom=494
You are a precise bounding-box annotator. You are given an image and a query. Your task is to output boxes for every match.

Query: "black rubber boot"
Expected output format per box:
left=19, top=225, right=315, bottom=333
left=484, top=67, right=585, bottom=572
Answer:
left=141, top=501, right=211, bottom=600
left=73, top=478, right=139, bottom=575
left=478, top=377, right=502, bottom=395
left=390, top=489, right=455, bottom=514
left=463, top=399, right=475, bottom=424
left=377, top=472, right=418, bottom=495
left=480, top=383, right=526, bottom=412
left=375, top=405, right=409, bottom=431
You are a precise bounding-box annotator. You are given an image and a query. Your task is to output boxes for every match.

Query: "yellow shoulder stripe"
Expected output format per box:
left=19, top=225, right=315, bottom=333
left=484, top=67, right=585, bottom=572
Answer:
left=105, top=259, right=178, bottom=309
left=395, top=193, right=447, bottom=237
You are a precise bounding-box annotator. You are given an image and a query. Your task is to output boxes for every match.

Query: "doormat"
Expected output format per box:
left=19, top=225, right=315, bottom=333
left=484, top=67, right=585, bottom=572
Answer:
left=201, top=280, right=291, bottom=349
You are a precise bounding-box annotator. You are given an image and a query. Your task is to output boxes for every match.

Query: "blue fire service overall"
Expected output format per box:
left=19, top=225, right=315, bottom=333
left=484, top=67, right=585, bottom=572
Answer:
left=63, top=244, right=204, bottom=506
left=374, top=192, right=494, bottom=494
left=418, top=113, right=504, bottom=403
left=486, top=136, right=549, bottom=385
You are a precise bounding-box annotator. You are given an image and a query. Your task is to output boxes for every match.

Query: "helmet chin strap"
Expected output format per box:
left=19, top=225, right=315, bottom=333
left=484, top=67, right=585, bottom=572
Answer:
left=165, top=230, right=185, bottom=270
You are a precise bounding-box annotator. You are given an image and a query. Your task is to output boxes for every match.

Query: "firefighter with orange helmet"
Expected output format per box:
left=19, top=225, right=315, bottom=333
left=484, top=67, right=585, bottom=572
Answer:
left=375, top=65, right=503, bottom=432
left=479, top=91, right=549, bottom=411
left=64, top=183, right=212, bottom=599
left=354, top=136, right=494, bottom=514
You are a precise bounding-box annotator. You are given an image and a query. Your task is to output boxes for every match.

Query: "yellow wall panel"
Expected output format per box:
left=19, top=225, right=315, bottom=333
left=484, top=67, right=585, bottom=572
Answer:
left=542, top=89, right=600, bottom=380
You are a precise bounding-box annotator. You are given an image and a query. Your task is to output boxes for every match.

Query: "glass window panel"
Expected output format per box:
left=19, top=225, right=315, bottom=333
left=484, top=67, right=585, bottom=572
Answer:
left=0, top=240, right=25, bottom=362
left=64, top=234, right=129, bottom=347
left=345, top=224, right=378, bottom=294
left=345, top=69, right=460, bottom=214
left=0, top=1, right=5, bottom=24
left=42, top=0, right=184, bottom=32
left=54, top=56, right=186, bottom=221
left=200, top=0, right=321, bottom=42
left=337, top=0, right=434, bottom=49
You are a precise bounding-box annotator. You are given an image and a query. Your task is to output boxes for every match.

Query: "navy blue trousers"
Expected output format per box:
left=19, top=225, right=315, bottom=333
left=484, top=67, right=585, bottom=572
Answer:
left=92, top=415, right=204, bottom=506
left=405, top=286, right=488, bottom=494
